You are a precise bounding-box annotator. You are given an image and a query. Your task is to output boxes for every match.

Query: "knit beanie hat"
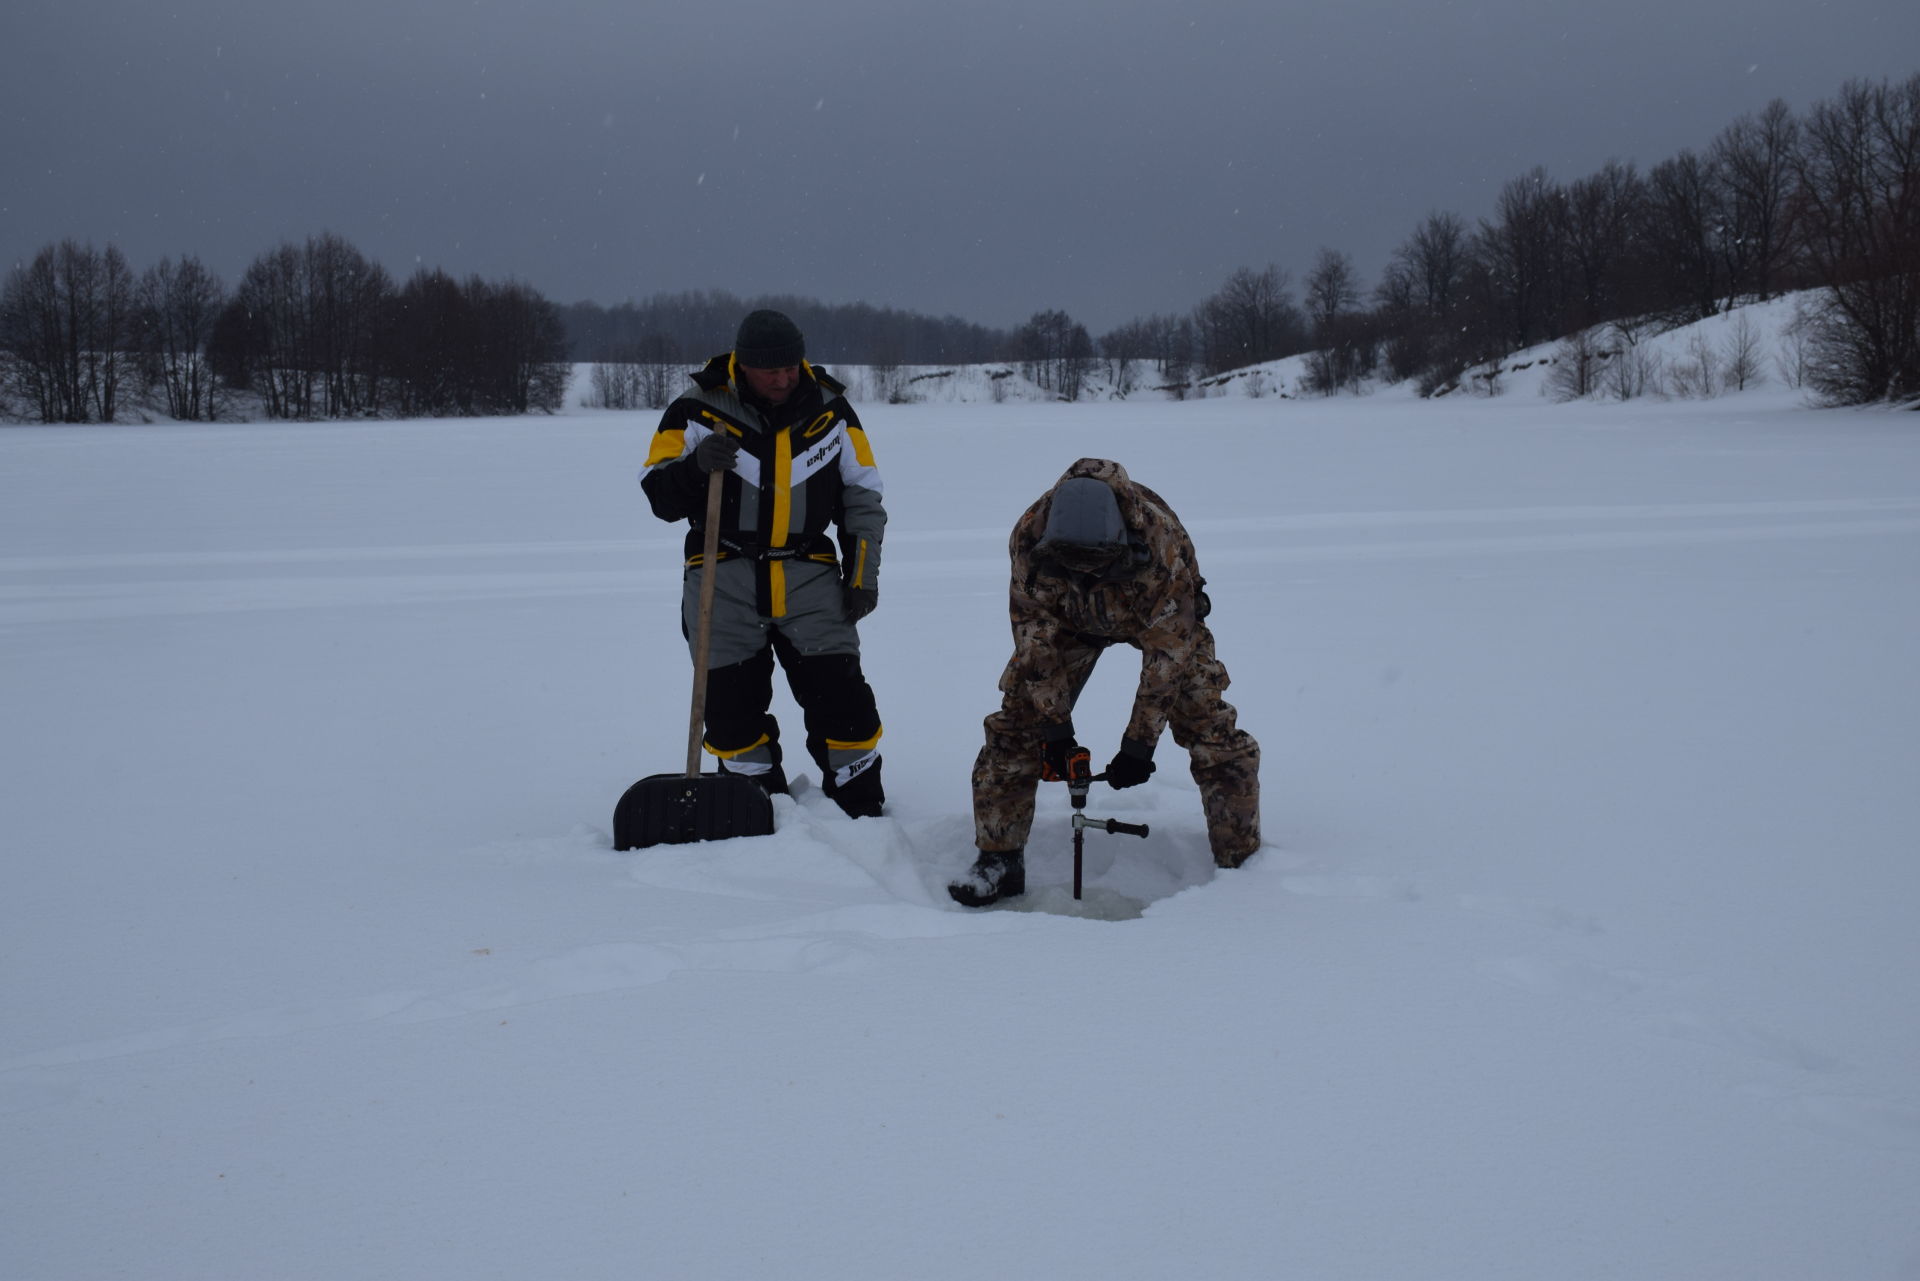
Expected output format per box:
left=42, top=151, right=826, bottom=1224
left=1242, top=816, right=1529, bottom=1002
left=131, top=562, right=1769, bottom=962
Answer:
left=734, top=309, right=806, bottom=368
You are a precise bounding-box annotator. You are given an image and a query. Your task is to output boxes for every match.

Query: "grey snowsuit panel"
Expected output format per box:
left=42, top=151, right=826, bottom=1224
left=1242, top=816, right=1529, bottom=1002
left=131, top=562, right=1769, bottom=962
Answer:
left=683, top=557, right=859, bottom=669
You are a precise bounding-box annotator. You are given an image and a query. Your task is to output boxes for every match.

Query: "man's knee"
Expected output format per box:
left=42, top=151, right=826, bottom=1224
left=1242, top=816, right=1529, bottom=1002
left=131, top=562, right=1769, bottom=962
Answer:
left=703, top=651, right=776, bottom=752
left=783, top=652, right=880, bottom=737
left=981, top=709, right=1045, bottom=761
left=1191, top=729, right=1259, bottom=775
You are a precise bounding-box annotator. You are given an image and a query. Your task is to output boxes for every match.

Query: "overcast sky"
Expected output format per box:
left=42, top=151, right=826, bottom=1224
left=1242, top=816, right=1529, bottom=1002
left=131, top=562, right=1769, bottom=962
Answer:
left=5, top=0, right=1917, bottom=336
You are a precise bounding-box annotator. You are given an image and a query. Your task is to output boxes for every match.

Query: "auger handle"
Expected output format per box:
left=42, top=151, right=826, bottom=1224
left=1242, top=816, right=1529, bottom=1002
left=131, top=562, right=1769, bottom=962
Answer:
left=1071, top=813, right=1151, bottom=838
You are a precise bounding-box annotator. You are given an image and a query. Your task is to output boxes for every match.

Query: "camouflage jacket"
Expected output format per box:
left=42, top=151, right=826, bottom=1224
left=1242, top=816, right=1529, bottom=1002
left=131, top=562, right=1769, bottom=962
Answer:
left=1000, top=457, right=1208, bottom=747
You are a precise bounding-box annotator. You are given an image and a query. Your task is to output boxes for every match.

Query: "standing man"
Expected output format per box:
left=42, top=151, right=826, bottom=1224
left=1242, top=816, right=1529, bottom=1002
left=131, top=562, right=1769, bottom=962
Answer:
left=953, top=458, right=1260, bottom=906
left=640, top=309, right=887, bottom=818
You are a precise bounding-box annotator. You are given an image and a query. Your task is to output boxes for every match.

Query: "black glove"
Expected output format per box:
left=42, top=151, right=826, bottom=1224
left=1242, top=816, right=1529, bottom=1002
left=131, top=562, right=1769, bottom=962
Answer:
left=1042, top=736, right=1092, bottom=783
left=693, top=430, right=740, bottom=473
left=844, top=583, right=878, bottom=623
left=1104, top=740, right=1157, bottom=789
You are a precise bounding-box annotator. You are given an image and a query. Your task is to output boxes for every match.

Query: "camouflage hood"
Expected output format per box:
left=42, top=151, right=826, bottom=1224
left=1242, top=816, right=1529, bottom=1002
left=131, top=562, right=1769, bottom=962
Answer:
left=1043, top=457, right=1153, bottom=529
left=1031, top=459, right=1153, bottom=578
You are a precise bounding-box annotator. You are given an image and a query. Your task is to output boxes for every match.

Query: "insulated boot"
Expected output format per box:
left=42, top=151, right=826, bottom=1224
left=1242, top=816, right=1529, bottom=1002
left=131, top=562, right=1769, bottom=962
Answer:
left=823, top=755, right=884, bottom=819
left=719, top=756, right=789, bottom=797
left=948, top=848, right=1025, bottom=908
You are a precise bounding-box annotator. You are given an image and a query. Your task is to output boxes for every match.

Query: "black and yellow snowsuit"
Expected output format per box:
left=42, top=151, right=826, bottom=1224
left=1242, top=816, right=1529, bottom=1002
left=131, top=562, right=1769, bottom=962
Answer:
left=641, top=354, right=885, bottom=814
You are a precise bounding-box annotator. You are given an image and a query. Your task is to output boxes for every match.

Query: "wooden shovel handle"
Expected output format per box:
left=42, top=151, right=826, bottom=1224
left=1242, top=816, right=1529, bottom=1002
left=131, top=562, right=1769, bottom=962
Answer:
left=685, top=467, right=725, bottom=777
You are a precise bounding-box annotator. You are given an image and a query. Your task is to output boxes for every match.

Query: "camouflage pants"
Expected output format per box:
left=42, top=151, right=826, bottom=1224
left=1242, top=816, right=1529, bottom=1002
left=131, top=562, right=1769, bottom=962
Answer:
left=971, top=629, right=1261, bottom=867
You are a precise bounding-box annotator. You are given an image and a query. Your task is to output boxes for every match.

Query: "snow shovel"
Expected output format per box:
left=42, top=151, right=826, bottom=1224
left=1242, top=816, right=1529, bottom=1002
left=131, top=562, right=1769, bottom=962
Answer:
left=613, top=468, right=774, bottom=850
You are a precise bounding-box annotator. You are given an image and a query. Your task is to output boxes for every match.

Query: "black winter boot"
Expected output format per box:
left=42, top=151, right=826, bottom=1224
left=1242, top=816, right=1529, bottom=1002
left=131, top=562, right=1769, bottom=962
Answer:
left=824, top=755, right=884, bottom=819
left=719, top=752, right=788, bottom=797
left=948, top=848, right=1025, bottom=908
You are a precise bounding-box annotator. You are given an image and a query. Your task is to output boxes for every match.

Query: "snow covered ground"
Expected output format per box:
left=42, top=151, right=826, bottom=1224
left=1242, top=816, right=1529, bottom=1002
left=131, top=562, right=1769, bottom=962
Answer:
left=4, top=358, right=1920, bottom=1277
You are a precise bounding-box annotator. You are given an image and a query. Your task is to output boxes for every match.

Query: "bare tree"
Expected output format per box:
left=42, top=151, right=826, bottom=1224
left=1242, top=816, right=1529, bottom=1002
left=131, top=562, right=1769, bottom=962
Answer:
left=307, top=232, right=391, bottom=418
left=1722, top=312, right=1765, bottom=392
left=634, top=333, right=684, bottom=409
left=1793, top=74, right=1920, bottom=403
left=1475, top=168, right=1568, bottom=350
left=1098, top=319, right=1157, bottom=398
left=1192, top=265, right=1303, bottom=374
left=1400, top=210, right=1470, bottom=317
left=215, top=234, right=400, bottom=419
left=1468, top=355, right=1505, bottom=398
left=1776, top=303, right=1815, bottom=390
left=1303, top=247, right=1359, bottom=330
left=0, top=240, right=132, bottom=423
left=1374, top=257, right=1417, bottom=317
left=1302, top=247, right=1364, bottom=393
left=386, top=268, right=470, bottom=415
left=1642, top=150, right=1726, bottom=323
left=586, top=355, right=639, bottom=410
left=866, top=337, right=907, bottom=404
left=1712, top=99, right=1802, bottom=304
left=1604, top=318, right=1663, bottom=401
left=230, top=243, right=317, bottom=418
left=1012, top=309, right=1094, bottom=399
left=136, top=255, right=227, bottom=421
left=93, top=244, right=135, bottom=422
left=1, top=248, right=69, bottom=422
left=381, top=269, right=567, bottom=416
left=1668, top=331, right=1722, bottom=399
left=1377, top=211, right=1472, bottom=385
left=1141, top=313, right=1195, bottom=377
left=479, top=279, right=569, bottom=414
left=1560, top=160, right=1647, bottom=328
left=1546, top=327, right=1605, bottom=401
left=1154, top=314, right=1196, bottom=398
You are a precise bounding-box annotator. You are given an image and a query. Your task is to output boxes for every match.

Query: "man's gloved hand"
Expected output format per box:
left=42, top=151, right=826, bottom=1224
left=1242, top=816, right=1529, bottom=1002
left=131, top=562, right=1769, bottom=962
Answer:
left=844, top=583, right=879, bottom=623
left=1042, top=736, right=1093, bottom=783
left=694, top=430, right=740, bottom=473
left=1103, top=740, right=1157, bottom=789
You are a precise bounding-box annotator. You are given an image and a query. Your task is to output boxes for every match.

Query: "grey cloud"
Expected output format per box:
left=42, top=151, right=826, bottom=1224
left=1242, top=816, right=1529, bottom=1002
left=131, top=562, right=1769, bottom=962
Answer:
left=4, top=0, right=1917, bottom=335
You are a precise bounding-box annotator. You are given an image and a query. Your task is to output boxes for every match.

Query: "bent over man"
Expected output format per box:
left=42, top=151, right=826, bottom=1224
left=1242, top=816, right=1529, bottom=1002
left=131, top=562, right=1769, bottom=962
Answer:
left=640, top=309, right=887, bottom=819
left=953, top=457, right=1260, bottom=906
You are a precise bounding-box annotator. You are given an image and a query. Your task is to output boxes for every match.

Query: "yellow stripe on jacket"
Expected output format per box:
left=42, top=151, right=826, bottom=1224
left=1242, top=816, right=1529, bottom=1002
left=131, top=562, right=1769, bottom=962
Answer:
left=768, top=427, right=794, bottom=616
left=644, top=427, right=689, bottom=469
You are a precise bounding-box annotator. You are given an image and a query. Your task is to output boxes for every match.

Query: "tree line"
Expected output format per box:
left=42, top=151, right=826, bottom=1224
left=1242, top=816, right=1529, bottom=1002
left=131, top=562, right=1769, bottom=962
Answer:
left=1078, top=72, right=1916, bottom=406
left=559, top=292, right=1004, bottom=369
left=2, top=232, right=569, bottom=423
left=7, top=70, right=1914, bottom=421
left=717, top=70, right=1912, bottom=409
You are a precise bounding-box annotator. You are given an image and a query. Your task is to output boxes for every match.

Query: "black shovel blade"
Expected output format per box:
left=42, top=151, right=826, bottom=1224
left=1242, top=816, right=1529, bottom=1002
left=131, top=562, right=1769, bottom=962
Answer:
left=613, top=772, right=774, bottom=850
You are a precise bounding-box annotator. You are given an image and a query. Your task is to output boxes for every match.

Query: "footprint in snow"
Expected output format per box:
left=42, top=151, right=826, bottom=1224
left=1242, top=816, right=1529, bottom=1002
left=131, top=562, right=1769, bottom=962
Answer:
left=1453, top=892, right=1604, bottom=934
left=1786, top=1093, right=1920, bottom=1152
left=1656, top=1009, right=1852, bottom=1074
left=1477, top=954, right=1647, bottom=1003
left=1280, top=872, right=1422, bottom=901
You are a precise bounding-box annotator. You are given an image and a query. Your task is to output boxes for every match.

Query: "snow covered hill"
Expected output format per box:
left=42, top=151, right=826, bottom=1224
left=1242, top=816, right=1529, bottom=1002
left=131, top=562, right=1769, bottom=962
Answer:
left=619, top=291, right=1835, bottom=411
left=4, top=382, right=1919, bottom=1278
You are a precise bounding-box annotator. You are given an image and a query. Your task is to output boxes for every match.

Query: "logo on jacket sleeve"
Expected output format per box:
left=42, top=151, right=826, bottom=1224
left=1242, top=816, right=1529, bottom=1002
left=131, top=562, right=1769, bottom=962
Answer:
left=790, top=425, right=846, bottom=484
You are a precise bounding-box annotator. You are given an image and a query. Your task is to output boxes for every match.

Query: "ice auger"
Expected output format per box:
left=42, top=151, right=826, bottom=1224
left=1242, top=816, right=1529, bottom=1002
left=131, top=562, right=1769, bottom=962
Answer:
left=1066, top=770, right=1149, bottom=900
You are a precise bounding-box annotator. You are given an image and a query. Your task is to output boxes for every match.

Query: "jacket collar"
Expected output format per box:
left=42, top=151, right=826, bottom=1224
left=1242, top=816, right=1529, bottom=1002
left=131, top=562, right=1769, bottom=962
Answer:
left=691, top=352, right=846, bottom=402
